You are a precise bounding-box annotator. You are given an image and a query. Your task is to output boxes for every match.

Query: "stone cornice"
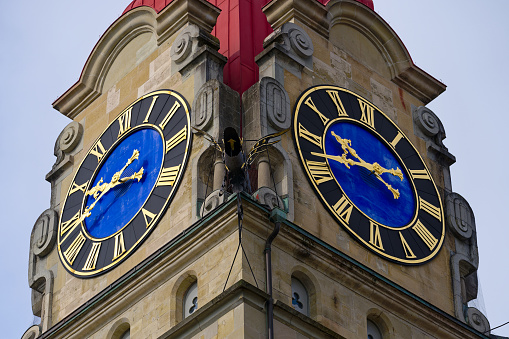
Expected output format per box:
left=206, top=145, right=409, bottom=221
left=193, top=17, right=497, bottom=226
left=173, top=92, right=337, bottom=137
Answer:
left=39, top=194, right=487, bottom=338
left=263, top=0, right=329, bottom=39
left=327, top=0, right=446, bottom=104
left=52, top=0, right=220, bottom=119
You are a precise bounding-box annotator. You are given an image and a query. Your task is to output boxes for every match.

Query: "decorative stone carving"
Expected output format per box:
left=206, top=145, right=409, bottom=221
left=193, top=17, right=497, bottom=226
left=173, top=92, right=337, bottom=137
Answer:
left=412, top=105, right=455, bottom=168
left=31, top=209, right=58, bottom=258
left=58, top=121, right=82, bottom=153
left=253, top=187, right=284, bottom=211
left=169, top=24, right=226, bottom=79
left=193, top=81, right=215, bottom=131
left=21, top=325, right=41, bottom=339
left=451, top=253, right=478, bottom=321
left=285, top=23, right=314, bottom=59
left=260, top=77, right=291, bottom=131
left=170, top=25, right=197, bottom=64
left=446, top=192, right=475, bottom=240
left=201, top=190, right=230, bottom=217
left=262, top=22, right=314, bottom=70
left=466, top=307, right=490, bottom=334
left=28, top=209, right=57, bottom=332
left=414, top=106, right=440, bottom=137
left=46, top=121, right=83, bottom=182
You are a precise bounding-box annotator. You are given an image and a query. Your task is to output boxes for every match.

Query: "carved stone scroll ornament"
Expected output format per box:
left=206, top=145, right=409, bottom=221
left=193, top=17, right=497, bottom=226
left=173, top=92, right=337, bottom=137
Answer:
left=170, top=25, right=198, bottom=64
left=46, top=121, right=83, bottom=182
left=446, top=192, right=475, bottom=241
left=28, top=209, right=58, bottom=332
left=253, top=187, right=284, bottom=211
left=21, top=325, right=41, bottom=339
left=193, top=80, right=215, bottom=131
left=467, top=307, right=490, bottom=334
left=263, top=22, right=314, bottom=70
left=170, top=24, right=225, bottom=76
left=31, top=209, right=58, bottom=257
left=412, top=105, right=455, bottom=166
left=260, top=77, right=291, bottom=131
left=201, top=190, right=231, bottom=217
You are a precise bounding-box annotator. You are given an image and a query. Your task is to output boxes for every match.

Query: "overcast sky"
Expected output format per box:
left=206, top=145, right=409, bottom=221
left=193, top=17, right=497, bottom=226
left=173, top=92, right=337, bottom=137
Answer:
left=1, top=1, right=508, bottom=338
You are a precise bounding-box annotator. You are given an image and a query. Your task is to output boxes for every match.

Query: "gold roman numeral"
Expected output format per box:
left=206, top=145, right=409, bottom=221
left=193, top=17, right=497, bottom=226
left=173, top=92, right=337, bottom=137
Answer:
left=305, top=160, right=333, bottom=185
left=304, top=97, right=329, bottom=125
left=332, top=196, right=353, bottom=224
left=113, top=232, right=126, bottom=261
left=369, top=221, right=384, bottom=251
left=419, top=197, right=442, bottom=221
left=159, top=101, right=181, bottom=130
left=90, top=140, right=106, bottom=162
left=63, top=232, right=86, bottom=265
left=69, top=181, right=89, bottom=195
left=358, top=99, right=375, bottom=129
left=298, top=123, right=322, bottom=148
left=142, top=208, right=157, bottom=228
left=82, top=242, right=101, bottom=271
left=117, top=108, right=132, bottom=137
left=143, top=95, right=159, bottom=123
left=157, top=165, right=181, bottom=187
left=413, top=220, right=438, bottom=250
left=60, top=211, right=81, bottom=237
left=399, top=232, right=416, bottom=259
left=166, top=127, right=187, bottom=153
left=390, top=132, right=404, bottom=148
left=326, top=90, right=348, bottom=116
left=410, top=169, right=430, bottom=180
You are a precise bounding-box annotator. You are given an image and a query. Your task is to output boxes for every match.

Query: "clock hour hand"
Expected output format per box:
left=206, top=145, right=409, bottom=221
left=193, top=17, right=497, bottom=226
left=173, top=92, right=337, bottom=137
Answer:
left=82, top=150, right=144, bottom=220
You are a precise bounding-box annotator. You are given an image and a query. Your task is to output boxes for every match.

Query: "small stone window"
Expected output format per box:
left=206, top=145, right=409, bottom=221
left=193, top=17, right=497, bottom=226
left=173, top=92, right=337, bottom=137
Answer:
left=291, top=277, right=309, bottom=316
left=367, top=319, right=382, bottom=339
left=183, top=282, right=198, bottom=319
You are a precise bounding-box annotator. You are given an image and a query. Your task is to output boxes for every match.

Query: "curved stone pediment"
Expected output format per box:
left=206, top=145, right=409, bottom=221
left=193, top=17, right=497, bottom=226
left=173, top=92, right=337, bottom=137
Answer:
left=327, top=0, right=446, bottom=104
left=53, top=0, right=220, bottom=118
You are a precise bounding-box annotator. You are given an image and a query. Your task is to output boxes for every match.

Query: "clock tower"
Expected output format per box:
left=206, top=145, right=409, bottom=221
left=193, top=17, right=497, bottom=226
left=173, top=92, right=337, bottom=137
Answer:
left=24, top=0, right=495, bottom=338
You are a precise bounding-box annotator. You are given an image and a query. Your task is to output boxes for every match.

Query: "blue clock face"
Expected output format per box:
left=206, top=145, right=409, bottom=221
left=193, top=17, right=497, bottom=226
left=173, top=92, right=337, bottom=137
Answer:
left=84, top=128, right=164, bottom=239
left=324, top=121, right=416, bottom=228
left=293, top=85, right=445, bottom=265
left=57, top=90, right=192, bottom=277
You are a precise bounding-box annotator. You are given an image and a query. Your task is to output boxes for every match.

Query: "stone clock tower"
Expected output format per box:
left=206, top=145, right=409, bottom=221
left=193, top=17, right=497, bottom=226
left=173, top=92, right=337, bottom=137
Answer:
left=23, top=0, right=496, bottom=338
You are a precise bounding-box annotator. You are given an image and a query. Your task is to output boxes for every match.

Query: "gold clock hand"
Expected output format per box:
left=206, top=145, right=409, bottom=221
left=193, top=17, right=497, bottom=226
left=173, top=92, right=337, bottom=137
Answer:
left=82, top=149, right=144, bottom=220
left=310, top=131, right=404, bottom=199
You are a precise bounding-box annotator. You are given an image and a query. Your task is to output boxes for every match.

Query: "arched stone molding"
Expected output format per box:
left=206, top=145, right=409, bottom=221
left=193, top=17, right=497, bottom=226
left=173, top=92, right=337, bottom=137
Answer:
left=106, top=318, right=131, bottom=339
left=327, top=0, right=446, bottom=104
left=366, top=308, right=394, bottom=339
left=21, top=325, right=41, bottom=339
left=170, top=271, right=198, bottom=326
left=53, top=0, right=221, bottom=119
left=291, top=265, right=321, bottom=319
left=28, top=209, right=58, bottom=332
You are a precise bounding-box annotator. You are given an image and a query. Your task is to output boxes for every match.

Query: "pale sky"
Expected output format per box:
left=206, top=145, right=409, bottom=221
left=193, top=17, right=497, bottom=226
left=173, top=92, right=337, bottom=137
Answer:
left=2, top=1, right=508, bottom=338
